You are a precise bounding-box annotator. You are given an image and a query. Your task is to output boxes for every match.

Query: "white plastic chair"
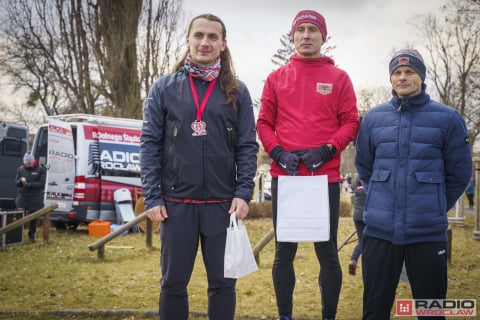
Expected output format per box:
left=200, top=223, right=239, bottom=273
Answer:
left=113, top=188, right=138, bottom=232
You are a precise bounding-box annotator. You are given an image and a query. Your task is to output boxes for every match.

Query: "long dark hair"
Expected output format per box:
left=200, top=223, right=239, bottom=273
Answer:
left=173, top=13, right=239, bottom=108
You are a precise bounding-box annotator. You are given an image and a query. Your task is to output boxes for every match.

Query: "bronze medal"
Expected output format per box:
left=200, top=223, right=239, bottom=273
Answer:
left=191, top=120, right=207, bottom=136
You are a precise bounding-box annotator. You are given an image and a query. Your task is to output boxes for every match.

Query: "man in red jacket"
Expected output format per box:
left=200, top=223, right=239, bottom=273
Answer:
left=257, top=9, right=359, bottom=320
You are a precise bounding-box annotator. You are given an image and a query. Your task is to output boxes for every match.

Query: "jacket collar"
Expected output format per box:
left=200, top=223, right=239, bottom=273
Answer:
left=290, top=54, right=335, bottom=66
left=390, top=83, right=430, bottom=111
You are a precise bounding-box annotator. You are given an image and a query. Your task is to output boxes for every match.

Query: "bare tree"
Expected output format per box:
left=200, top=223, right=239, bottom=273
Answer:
left=337, top=86, right=390, bottom=176
left=96, top=1, right=143, bottom=118
left=138, top=0, right=184, bottom=101
left=0, top=0, right=184, bottom=121
left=415, top=0, right=480, bottom=142
left=355, top=86, right=391, bottom=117
left=270, top=33, right=296, bottom=68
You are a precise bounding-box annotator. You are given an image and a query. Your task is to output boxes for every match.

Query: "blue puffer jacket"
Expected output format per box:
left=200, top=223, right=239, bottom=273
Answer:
left=355, top=86, right=472, bottom=244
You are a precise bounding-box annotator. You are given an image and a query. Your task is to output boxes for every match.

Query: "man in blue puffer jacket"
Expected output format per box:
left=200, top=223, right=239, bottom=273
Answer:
left=355, top=49, right=472, bottom=320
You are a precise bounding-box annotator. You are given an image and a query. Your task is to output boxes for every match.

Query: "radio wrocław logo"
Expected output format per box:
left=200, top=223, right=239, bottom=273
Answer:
left=396, top=299, right=476, bottom=317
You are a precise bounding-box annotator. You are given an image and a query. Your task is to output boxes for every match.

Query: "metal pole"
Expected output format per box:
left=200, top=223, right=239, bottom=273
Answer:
left=473, top=157, right=480, bottom=241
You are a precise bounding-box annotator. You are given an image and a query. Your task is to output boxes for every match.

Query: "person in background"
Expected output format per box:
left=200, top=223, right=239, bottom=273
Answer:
left=140, top=13, right=258, bottom=320
left=465, top=179, right=474, bottom=209
left=257, top=9, right=359, bottom=320
left=348, top=176, right=365, bottom=276
left=15, top=152, right=46, bottom=243
left=342, top=178, right=350, bottom=193
left=355, top=49, right=472, bottom=320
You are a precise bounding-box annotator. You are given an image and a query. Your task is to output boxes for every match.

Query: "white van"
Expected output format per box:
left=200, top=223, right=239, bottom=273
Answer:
left=31, top=114, right=143, bottom=229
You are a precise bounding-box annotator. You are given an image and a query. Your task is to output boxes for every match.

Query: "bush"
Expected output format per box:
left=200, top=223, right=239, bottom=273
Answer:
left=339, top=199, right=353, bottom=217
left=248, top=201, right=272, bottom=219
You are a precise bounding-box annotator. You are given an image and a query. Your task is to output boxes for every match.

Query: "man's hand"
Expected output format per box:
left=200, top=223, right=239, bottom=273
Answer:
left=229, top=197, right=249, bottom=219
left=301, top=144, right=336, bottom=172
left=270, top=146, right=300, bottom=175
left=146, top=205, right=168, bottom=222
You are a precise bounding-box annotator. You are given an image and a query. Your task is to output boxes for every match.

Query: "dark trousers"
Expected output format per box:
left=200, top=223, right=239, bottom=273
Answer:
left=15, top=197, right=43, bottom=240
left=28, top=218, right=38, bottom=240
left=362, top=236, right=448, bottom=320
left=158, top=201, right=236, bottom=320
left=271, top=179, right=342, bottom=319
left=351, top=219, right=365, bottom=262
left=466, top=194, right=474, bottom=208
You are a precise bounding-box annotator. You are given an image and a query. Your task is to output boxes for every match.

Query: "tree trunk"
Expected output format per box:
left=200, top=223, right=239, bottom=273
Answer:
left=99, top=0, right=142, bottom=119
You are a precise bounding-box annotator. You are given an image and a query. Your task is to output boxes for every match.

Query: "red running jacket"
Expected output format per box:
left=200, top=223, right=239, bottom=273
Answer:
left=257, top=54, right=359, bottom=182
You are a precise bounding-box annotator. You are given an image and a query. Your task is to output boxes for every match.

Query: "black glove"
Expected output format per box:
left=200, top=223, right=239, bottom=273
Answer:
left=300, top=144, right=336, bottom=172
left=270, top=146, right=300, bottom=175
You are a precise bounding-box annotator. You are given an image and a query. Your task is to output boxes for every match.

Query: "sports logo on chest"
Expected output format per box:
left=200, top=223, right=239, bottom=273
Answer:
left=316, top=83, right=333, bottom=95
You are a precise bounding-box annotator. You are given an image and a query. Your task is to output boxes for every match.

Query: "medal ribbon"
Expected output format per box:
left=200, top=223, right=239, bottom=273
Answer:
left=189, top=75, right=217, bottom=121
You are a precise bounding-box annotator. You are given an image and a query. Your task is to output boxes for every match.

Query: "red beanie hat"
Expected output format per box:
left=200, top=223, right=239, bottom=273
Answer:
left=291, top=10, right=327, bottom=42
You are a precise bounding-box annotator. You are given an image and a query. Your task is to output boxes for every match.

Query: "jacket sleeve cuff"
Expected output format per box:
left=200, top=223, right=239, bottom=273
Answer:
left=144, top=198, right=165, bottom=210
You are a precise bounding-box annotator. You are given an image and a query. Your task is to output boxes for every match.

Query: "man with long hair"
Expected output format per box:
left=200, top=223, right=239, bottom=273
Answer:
left=140, top=13, right=258, bottom=320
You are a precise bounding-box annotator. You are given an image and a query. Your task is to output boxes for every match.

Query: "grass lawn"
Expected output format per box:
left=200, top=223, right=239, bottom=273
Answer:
left=0, top=208, right=479, bottom=319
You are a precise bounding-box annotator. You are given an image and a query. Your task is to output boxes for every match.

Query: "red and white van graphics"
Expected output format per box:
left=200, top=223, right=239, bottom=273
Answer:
left=33, top=115, right=143, bottom=228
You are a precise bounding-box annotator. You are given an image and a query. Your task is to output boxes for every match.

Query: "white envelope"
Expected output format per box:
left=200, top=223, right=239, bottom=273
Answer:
left=277, top=175, right=330, bottom=242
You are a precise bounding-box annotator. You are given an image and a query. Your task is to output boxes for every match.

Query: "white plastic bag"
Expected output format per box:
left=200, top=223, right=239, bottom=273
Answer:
left=224, top=214, right=258, bottom=278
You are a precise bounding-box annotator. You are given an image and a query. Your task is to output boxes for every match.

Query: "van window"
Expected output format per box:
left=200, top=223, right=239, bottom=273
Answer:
left=1, top=138, right=25, bottom=156
left=34, top=127, right=49, bottom=166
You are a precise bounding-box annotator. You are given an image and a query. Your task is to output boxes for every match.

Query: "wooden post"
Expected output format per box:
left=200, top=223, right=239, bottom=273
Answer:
left=88, top=212, right=147, bottom=257
left=473, top=157, right=480, bottom=241
left=252, top=228, right=275, bottom=265
left=97, top=245, right=105, bottom=259
left=447, top=227, right=452, bottom=264
left=43, top=213, right=50, bottom=242
left=0, top=204, right=58, bottom=237
left=146, top=218, right=152, bottom=248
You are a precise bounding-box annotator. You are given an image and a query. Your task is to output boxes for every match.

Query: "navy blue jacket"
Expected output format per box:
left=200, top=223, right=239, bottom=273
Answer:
left=355, top=86, right=472, bottom=244
left=15, top=164, right=46, bottom=212
left=352, top=177, right=366, bottom=222
left=140, top=70, right=258, bottom=209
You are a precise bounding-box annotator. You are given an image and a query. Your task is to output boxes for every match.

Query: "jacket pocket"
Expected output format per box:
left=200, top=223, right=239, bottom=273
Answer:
left=363, top=170, right=395, bottom=230
left=365, top=170, right=390, bottom=209
left=414, top=171, right=446, bottom=215
left=370, top=169, right=390, bottom=183
left=414, top=171, right=445, bottom=184
left=164, top=120, right=180, bottom=190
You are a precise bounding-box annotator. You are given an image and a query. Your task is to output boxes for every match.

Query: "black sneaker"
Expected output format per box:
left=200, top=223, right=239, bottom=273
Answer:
left=277, top=317, right=291, bottom=320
